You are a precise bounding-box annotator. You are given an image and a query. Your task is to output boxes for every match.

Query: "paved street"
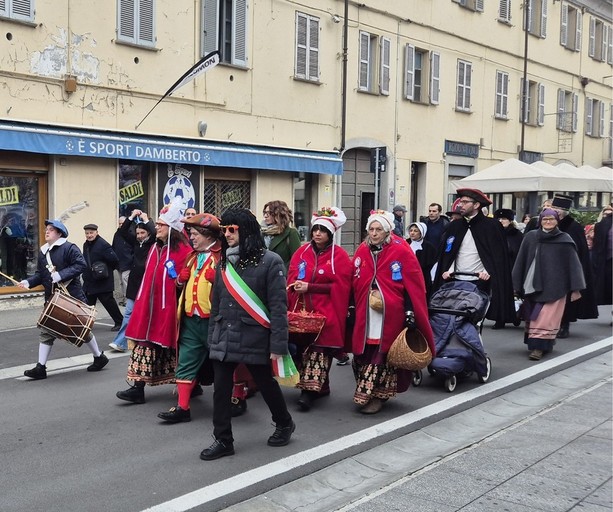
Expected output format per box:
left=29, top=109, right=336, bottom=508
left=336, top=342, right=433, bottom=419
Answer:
left=0, top=300, right=611, bottom=512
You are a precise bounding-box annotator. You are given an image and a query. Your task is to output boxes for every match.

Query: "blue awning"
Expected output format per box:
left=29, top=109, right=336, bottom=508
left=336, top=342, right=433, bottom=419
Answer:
left=0, top=120, right=343, bottom=175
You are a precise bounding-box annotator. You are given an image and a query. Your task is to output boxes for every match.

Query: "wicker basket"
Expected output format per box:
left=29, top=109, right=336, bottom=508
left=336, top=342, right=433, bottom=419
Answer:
left=387, top=328, right=432, bottom=370
left=287, top=303, right=326, bottom=334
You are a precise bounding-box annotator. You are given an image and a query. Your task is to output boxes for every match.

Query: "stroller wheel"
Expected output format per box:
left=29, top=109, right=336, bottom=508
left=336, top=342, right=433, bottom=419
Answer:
left=412, top=370, right=423, bottom=387
left=478, top=357, right=492, bottom=383
left=444, top=375, right=457, bottom=392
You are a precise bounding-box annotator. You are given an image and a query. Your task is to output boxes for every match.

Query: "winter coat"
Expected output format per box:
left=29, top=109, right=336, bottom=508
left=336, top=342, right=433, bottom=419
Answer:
left=503, top=225, right=523, bottom=271
left=82, top=235, right=119, bottom=295
left=557, top=215, right=599, bottom=320
left=208, top=250, right=289, bottom=365
left=287, top=241, right=352, bottom=348
left=125, top=239, right=191, bottom=348
left=512, top=228, right=585, bottom=303
left=28, top=239, right=88, bottom=302
left=120, top=218, right=156, bottom=300
left=267, top=226, right=301, bottom=270
left=591, top=215, right=612, bottom=305
left=434, top=211, right=516, bottom=325
left=112, top=228, right=134, bottom=272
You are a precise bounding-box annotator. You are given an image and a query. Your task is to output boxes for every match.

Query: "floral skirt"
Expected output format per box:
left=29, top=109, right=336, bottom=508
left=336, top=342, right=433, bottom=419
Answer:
left=297, top=346, right=333, bottom=393
left=126, top=343, right=176, bottom=386
left=352, top=345, right=398, bottom=405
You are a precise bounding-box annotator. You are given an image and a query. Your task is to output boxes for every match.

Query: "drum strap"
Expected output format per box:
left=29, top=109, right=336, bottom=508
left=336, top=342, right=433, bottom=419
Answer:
left=45, top=250, right=72, bottom=294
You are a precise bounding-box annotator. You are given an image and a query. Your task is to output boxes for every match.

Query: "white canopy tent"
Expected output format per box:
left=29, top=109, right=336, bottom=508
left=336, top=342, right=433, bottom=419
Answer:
left=451, top=159, right=613, bottom=193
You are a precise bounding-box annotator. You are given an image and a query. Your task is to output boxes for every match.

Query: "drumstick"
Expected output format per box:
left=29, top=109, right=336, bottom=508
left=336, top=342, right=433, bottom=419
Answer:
left=0, top=270, right=20, bottom=286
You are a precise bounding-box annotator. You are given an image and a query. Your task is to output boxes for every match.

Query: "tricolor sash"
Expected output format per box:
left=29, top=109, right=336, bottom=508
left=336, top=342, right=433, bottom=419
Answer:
left=221, top=263, right=271, bottom=328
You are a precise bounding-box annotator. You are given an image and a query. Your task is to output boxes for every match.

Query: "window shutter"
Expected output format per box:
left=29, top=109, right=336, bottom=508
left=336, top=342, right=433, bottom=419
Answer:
left=430, top=52, right=440, bottom=105
left=523, top=0, right=532, bottom=32
left=520, top=78, right=528, bottom=123
left=295, top=14, right=307, bottom=78
left=586, top=98, right=593, bottom=135
left=495, top=71, right=504, bottom=117
left=560, top=4, right=568, bottom=46
left=537, top=83, right=545, bottom=126
left=118, top=0, right=135, bottom=41
left=556, top=89, right=565, bottom=129
left=457, top=61, right=465, bottom=109
left=600, top=102, right=605, bottom=137
left=540, top=0, right=547, bottom=37
left=308, top=17, right=319, bottom=81
left=476, top=0, right=484, bottom=12
left=589, top=17, right=596, bottom=57
left=575, top=11, right=582, bottom=51
left=380, top=37, right=390, bottom=95
left=608, top=25, right=613, bottom=65
left=359, top=32, right=370, bottom=91
left=202, top=0, right=219, bottom=55
left=465, top=62, right=472, bottom=110
left=405, top=44, right=415, bottom=100
left=10, top=0, right=33, bottom=21
left=499, top=0, right=510, bottom=22
left=232, top=0, right=247, bottom=66
left=572, top=93, right=578, bottom=132
left=0, top=0, right=6, bottom=17
left=601, top=24, right=608, bottom=61
left=137, top=0, right=154, bottom=46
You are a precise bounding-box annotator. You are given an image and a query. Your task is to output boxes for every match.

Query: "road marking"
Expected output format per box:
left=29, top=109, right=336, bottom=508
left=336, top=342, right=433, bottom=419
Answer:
left=140, top=337, right=612, bottom=512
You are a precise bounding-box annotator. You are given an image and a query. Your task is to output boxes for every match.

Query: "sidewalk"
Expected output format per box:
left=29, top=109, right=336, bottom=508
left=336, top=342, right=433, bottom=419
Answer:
left=225, top=353, right=612, bottom=512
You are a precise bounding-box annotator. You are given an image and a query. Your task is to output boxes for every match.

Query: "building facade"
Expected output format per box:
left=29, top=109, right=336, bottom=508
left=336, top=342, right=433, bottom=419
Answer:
left=0, top=0, right=611, bottom=294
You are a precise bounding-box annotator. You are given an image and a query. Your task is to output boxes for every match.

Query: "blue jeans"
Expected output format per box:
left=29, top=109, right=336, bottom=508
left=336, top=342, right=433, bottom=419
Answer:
left=111, top=298, right=134, bottom=350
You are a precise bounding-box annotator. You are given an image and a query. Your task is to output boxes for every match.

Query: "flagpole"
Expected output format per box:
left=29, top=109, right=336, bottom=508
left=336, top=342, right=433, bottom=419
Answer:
left=134, top=50, right=220, bottom=130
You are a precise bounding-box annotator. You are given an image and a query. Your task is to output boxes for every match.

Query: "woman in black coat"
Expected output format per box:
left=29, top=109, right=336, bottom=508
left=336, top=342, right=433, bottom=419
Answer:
left=493, top=209, right=523, bottom=271
left=82, top=224, right=124, bottom=329
left=406, top=222, right=437, bottom=299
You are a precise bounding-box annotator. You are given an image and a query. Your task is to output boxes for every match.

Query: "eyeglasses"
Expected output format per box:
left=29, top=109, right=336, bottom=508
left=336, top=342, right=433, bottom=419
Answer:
left=155, top=222, right=168, bottom=228
left=262, top=210, right=272, bottom=215
left=541, top=217, right=557, bottom=222
left=221, top=225, right=239, bottom=234
left=458, top=200, right=475, bottom=205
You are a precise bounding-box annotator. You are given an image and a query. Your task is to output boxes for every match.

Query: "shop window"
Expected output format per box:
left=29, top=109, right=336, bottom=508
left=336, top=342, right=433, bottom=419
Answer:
left=202, top=179, right=250, bottom=217
left=118, top=161, right=150, bottom=218
left=293, top=173, right=314, bottom=242
left=0, top=174, right=42, bottom=286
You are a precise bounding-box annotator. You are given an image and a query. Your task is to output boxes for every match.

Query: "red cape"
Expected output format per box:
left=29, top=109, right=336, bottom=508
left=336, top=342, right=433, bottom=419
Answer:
left=287, top=242, right=352, bottom=348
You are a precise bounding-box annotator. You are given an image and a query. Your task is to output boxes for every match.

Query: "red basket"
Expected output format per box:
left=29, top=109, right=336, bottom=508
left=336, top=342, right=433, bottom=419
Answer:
left=287, top=300, right=326, bottom=334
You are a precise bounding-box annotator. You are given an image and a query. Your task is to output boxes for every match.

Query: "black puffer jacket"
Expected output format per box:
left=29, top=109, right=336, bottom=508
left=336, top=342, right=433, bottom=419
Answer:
left=82, top=235, right=119, bottom=295
left=208, top=250, right=288, bottom=365
left=28, top=240, right=88, bottom=302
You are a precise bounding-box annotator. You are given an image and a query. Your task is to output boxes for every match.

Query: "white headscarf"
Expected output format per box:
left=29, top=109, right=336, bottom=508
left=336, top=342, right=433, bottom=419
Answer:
left=408, top=222, right=427, bottom=253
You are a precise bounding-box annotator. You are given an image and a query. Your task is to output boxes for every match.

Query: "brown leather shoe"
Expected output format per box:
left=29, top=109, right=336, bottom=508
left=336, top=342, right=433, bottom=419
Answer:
left=529, top=349, right=543, bottom=361
left=360, top=397, right=384, bottom=414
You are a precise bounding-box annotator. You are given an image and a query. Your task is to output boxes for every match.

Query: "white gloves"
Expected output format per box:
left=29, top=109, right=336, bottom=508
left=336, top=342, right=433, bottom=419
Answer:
left=51, top=272, right=62, bottom=283
left=19, top=280, right=30, bottom=289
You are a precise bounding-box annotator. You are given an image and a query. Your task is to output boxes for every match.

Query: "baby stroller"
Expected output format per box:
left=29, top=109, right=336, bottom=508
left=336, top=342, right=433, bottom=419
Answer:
left=424, top=273, right=492, bottom=392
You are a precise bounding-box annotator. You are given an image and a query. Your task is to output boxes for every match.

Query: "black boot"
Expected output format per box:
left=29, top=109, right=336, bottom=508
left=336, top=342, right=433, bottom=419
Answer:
left=116, top=383, right=145, bottom=404
left=297, top=390, right=315, bottom=412
left=231, top=397, right=247, bottom=417
left=557, top=323, right=569, bottom=338
left=157, top=406, right=191, bottom=423
left=267, top=420, right=296, bottom=447
left=200, top=439, right=235, bottom=461
left=191, top=384, right=204, bottom=397
left=24, top=363, right=47, bottom=380
left=87, top=352, right=109, bottom=372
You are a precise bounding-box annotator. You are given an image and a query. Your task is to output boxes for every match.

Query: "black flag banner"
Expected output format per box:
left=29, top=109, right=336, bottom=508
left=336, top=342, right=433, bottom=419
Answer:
left=135, top=50, right=221, bottom=129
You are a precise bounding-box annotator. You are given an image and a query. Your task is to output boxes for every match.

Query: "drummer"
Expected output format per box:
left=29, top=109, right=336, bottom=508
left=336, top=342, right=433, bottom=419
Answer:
left=18, top=219, right=109, bottom=380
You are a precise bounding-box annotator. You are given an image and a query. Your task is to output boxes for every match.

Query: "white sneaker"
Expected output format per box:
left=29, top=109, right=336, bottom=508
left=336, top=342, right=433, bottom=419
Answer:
left=109, top=342, right=126, bottom=353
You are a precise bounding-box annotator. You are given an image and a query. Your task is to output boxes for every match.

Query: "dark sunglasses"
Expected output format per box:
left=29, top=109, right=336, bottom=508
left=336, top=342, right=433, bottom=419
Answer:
left=221, top=225, right=239, bottom=234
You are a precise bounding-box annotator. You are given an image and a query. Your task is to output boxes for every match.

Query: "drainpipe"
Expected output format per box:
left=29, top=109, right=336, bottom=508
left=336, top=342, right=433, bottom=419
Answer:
left=339, top=0, right=349, bottom=153
left=520, top=0, right=529, bottom=160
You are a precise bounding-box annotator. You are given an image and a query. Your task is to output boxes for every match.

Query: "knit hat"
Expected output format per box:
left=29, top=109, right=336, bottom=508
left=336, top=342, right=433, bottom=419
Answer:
left=311, top=207, right=347, bottom=234
left=539, top=208, right=560, bottom=222
left=366, top=210, right=395, bottom=232
left=158, top=198, right=184, bottom=232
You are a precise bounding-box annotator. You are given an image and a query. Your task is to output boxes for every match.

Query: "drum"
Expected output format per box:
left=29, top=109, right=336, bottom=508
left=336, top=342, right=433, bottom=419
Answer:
left=37, top=291, right=96, bottom=347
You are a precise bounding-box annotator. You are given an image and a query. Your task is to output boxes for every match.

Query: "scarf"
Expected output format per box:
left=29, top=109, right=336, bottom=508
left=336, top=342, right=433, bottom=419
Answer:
left=226, top=246, right=240, bottom=266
